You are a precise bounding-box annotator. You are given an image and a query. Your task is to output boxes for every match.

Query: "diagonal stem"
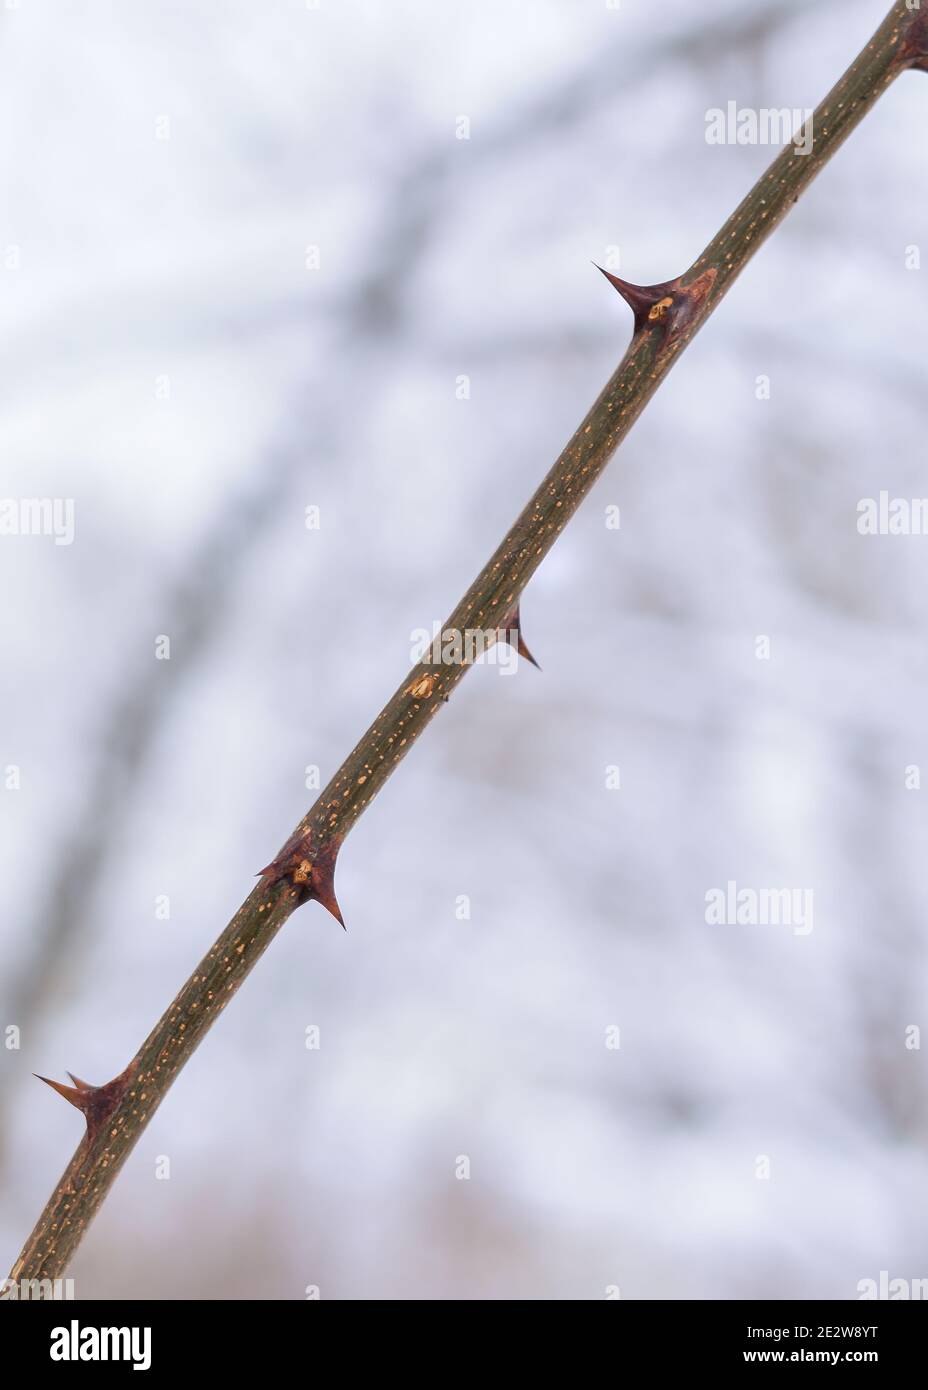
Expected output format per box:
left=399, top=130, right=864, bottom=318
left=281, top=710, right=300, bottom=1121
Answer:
left=6, top=0, right=926, bottom=1289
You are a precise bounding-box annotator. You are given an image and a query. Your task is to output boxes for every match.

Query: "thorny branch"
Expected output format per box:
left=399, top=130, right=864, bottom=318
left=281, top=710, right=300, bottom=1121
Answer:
left=0, top=0, right=804, bottom=1124
left=5, top=0, right=926, bottom=1289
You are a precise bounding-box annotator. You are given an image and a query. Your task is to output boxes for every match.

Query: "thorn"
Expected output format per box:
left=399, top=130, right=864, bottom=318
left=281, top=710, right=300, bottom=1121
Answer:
left=34, top=1061, right=137, bottom=1139
left=259, top=834, right=346, bottom=928
left=315, top=881, right=346, bottom=929
left=593, top=263, right=656, bottom=318
left=308, top=847, right=346, bottom=929
left=593, top=263, right=680, bottom=331
left=34, top=1074, right=86, bottom=1111
left=34, top=1062, right=137, bottom=1141
left=500, top=602, right=541, bottom=670
left=515, top=628, right=540, bottom=671
left=257, top=847, right=299, bottom=882
left=258, top=825, right=316, bottom=884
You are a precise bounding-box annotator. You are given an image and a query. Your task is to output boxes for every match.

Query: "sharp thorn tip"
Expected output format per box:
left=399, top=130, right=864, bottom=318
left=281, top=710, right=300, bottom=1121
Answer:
left=35, top=1073, right=86, bottom=1110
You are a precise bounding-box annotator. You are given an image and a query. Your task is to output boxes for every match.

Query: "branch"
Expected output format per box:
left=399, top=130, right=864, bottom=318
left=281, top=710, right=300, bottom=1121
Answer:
left=0, top=1, right=830, bottom=1106
left=6, top=0, right=926, bottom=1289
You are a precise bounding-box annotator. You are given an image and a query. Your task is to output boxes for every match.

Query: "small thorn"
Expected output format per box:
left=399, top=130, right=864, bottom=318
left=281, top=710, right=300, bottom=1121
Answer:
left=310, top=854, right=346, bottom=929
left=34, top=1073, right=87, bottom=1112
left=593, top=263, right=656, bottom=319
left=516, top=629, right=540, bottom=671
left=594, top=263, right=679, bottom=330
left=500, top=602, right=540, bottom=670
left=319, top=890, right=346, bottom=930
left=260, top=833, right=346, bottom=926
left=34, top=1062, right=137, bottom=1141
left=257, top=853, right=295, bottom=884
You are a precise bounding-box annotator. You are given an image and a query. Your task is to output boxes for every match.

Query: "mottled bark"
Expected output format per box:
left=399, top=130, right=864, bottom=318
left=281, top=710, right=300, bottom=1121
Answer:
left=6, top=0, right=926, bottom=1289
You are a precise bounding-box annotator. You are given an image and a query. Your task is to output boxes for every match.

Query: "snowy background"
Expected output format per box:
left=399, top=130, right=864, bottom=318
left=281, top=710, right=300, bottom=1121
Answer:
left=1, top=0, right=927, bottom=1299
